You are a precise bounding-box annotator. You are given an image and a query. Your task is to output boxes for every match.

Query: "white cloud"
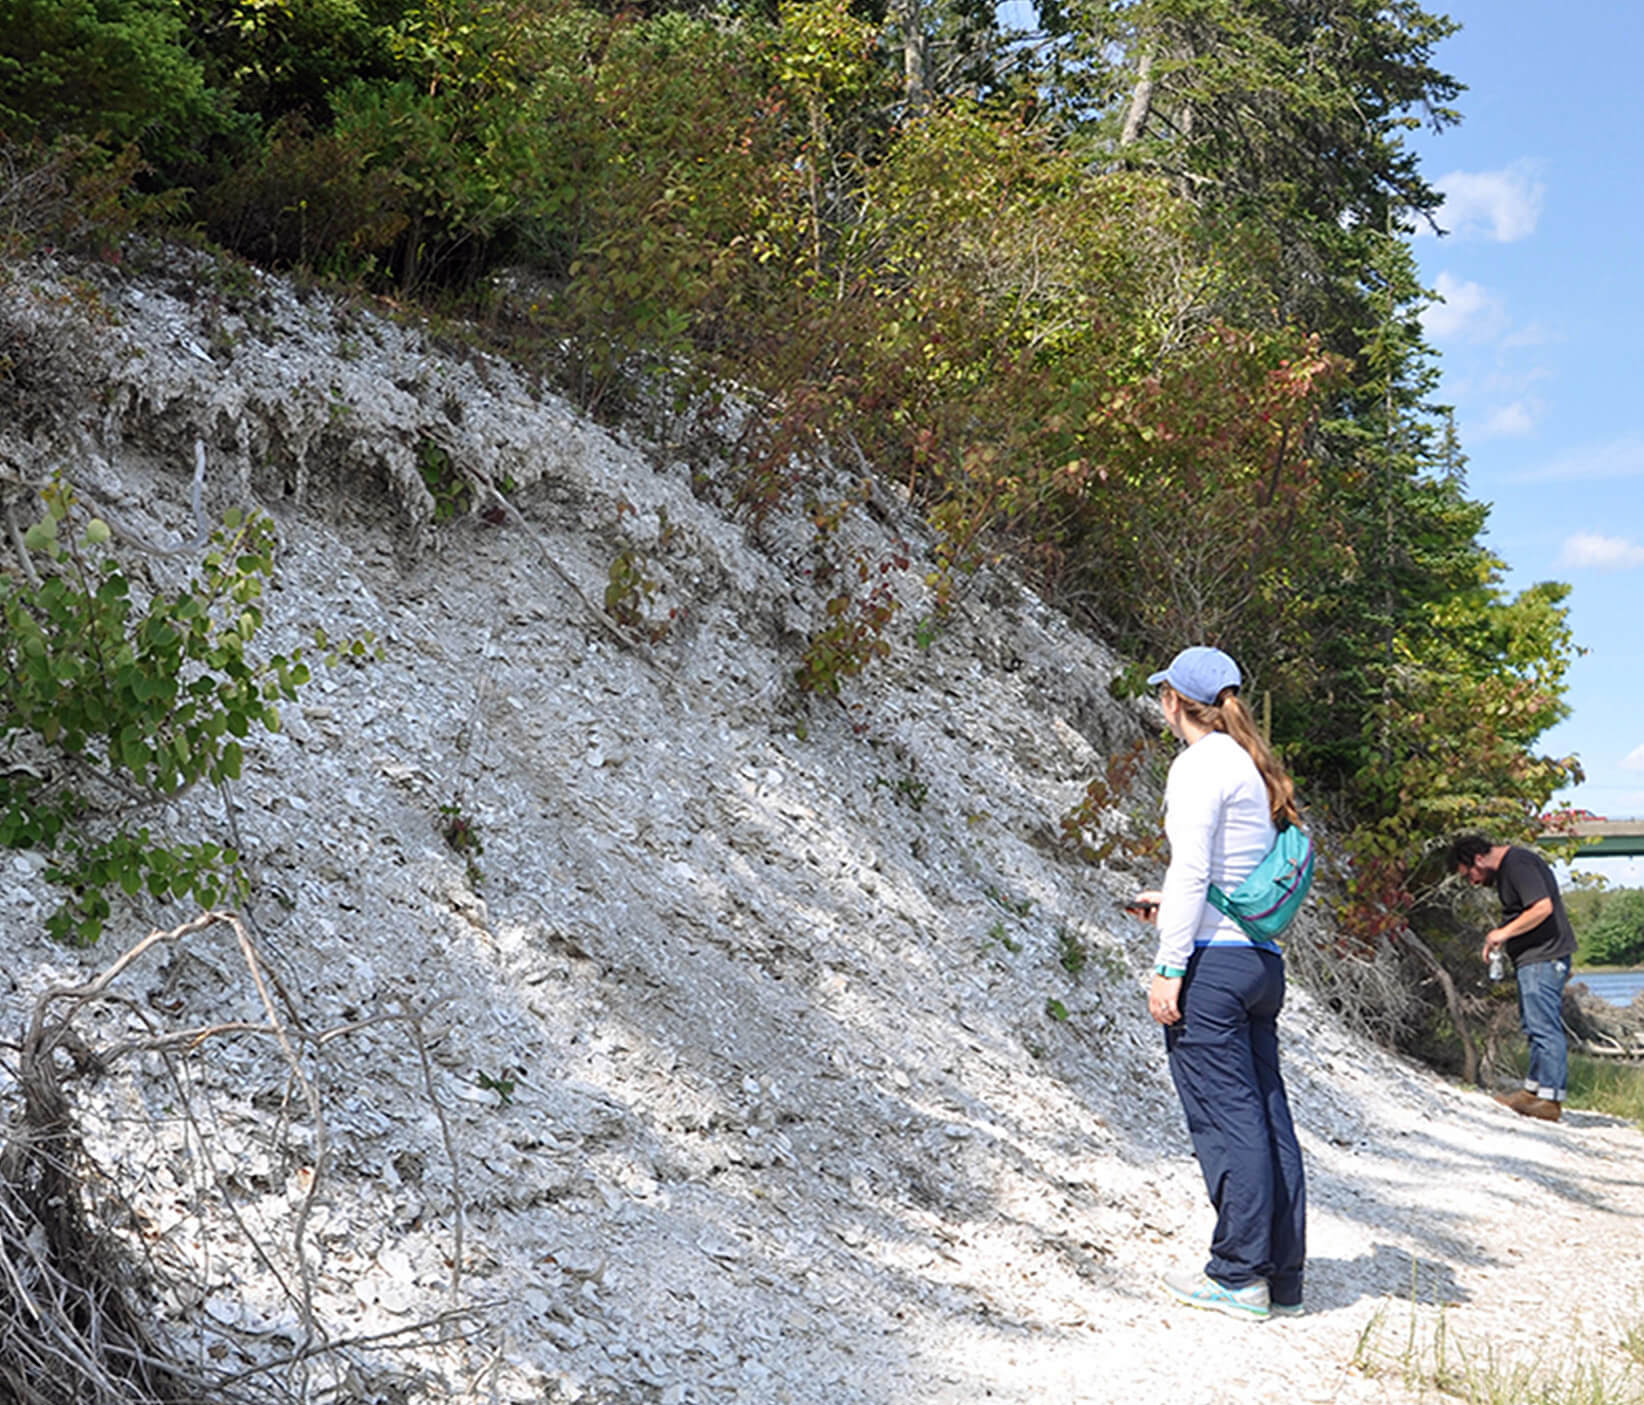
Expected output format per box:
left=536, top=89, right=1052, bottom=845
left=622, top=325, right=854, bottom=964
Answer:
left=1423, top=162, right=1546, bottom=242
left=1420, top=271, right=1508, bottom=342
left=1624, top=744, right=1644, bottom=772
left=1475, top=401, right=1537, bottom=439
left=1477, top=366, right=1553, bottom=396
left=1501, top=322, right=1555, bottom=351
left=1513, top=435, right=1644, bottom=482
left=1558, top=532, right=1644, bottom=570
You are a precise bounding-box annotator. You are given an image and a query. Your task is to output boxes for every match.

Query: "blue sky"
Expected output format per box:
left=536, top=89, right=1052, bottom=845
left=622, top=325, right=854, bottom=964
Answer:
left=1406, top=2, right=1644, bottom=881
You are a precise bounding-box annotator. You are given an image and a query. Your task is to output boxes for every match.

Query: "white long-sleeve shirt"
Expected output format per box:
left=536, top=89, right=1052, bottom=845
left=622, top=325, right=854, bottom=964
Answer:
left=1153, top=731, right=1277, bottom=973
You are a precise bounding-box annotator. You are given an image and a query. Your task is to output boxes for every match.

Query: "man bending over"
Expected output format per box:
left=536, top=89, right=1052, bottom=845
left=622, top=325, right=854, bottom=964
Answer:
left=1446, top=834, right=1577, bottom=1122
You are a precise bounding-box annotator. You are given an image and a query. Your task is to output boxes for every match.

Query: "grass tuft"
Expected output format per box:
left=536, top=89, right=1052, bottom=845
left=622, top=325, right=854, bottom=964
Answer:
left=1352, top=1262, right=1644, bottom=1405
left=1504, top=1050, right=1644, bottom=1125
left=1566, top=1054, right=1644, bottom=1126
left=1354, top=1308, right=1644, bottom=1404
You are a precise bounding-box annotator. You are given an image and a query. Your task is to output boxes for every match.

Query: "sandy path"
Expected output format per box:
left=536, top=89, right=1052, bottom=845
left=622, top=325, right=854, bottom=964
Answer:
left=943, top=1041, right=1644, bottom=1405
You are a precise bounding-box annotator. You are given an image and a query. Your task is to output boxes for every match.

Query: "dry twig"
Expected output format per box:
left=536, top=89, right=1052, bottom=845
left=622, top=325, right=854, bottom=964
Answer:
left=4, top=911, right=482, bottom=1404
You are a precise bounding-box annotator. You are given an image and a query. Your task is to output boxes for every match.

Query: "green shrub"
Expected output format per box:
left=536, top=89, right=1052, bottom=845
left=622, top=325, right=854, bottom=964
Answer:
left=1575, top=889, right=1644, bottom=968
left=0, top=0, right=212, bottom=164
left=194, top=115, right=410, bottom=273
left=0, top=137, right=184, bottom=258
left=414, top=436, right=469, bottom=521
left=179, top=0, right=403, bottom=127
left=327, top=2, right=606, bottom=291
left=0, top=483, right=315, bottom=942
left=518, top=8, right=800, bottom=407
left=437, top=794, right=483, bottom=887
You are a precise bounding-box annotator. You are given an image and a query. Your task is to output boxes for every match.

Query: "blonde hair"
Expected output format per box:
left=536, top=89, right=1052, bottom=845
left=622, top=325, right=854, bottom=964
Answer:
left=1166, top=686, right=1301, bottom=829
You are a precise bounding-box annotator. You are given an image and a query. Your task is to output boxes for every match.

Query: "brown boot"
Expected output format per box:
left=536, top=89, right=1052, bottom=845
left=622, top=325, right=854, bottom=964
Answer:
left=1523, top=1097, right=1563, bottom=1122
left=1494, top=1089, right=1536, bottom=1114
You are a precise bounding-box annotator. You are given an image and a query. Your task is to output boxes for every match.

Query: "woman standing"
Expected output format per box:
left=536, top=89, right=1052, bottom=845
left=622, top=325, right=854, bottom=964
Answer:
left=1134, top=645, right=1306, bottom=1323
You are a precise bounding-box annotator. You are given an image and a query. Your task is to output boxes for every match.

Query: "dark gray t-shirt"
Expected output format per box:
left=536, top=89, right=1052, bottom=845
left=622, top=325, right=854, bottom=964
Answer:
left=1495, top=846, right=1577, bottom=967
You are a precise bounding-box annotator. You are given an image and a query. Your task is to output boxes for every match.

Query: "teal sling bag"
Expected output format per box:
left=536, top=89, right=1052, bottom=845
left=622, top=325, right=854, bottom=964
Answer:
left=1206, top=824, right=1315, bottom=946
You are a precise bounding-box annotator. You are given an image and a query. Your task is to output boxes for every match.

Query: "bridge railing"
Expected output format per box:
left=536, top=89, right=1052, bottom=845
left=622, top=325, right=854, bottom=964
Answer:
left=1537, top=818, right=1644, bottom=857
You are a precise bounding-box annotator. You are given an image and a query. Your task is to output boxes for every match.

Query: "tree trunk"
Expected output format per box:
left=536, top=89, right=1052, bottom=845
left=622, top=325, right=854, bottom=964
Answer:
left=899, top=0, right=927, bottom=108
left=1119, top=50, right=1154, bottom=145
left=1401, top=926, right=1480, bottom=1085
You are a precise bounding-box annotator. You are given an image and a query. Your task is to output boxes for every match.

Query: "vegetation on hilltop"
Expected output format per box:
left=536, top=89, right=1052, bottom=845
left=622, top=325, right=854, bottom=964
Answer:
left=1568, top=887, right=1644, bottom=969
left=0, top=0, right=1583, bottom=1068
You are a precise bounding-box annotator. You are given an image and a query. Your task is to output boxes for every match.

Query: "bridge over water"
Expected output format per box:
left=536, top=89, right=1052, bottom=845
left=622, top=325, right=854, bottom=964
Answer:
left=1538, top=818, right=1644, bottom=858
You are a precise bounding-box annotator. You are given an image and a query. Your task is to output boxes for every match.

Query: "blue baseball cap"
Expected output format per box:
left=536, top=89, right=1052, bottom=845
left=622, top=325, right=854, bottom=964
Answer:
left=1146, top=646, right=1241, bottom=705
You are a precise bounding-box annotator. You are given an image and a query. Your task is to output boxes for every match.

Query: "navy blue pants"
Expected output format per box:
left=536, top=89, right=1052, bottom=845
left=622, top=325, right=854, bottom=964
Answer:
left=1165, top=945, right=1306, bottom=1301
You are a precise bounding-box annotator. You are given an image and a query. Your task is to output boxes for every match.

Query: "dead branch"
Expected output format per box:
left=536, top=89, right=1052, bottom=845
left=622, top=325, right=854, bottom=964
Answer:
left=469, top=468, right=673, bottom=670
left=3, top=495, right=41, bottom=588
left=66, top=439, right=214, bottom=560
left=5, top=911, right=482, bottom=1404
left=211, top=1304, right=498, bottom=1390
left=397, top=998, right=466, bottom=1321
left=1400, top=923, right=1481, bottom=1085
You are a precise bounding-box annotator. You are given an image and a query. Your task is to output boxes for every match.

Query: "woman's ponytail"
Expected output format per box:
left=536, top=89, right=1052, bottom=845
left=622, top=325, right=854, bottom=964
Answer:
left=1172, top=687, right=1301, bottom=829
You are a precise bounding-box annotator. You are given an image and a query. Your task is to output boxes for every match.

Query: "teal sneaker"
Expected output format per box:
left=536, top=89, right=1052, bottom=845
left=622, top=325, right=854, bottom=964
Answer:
left=1268, top=1301, right=1305, bottom=1318
left=1160, top=1268, right=1270, bottom=1321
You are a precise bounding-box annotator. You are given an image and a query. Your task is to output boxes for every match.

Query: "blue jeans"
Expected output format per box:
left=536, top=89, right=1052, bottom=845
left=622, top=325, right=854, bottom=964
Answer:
left=1516, top=957, right=1570, bottom=1099
left=1165, top=946, right=1306, bottom=1303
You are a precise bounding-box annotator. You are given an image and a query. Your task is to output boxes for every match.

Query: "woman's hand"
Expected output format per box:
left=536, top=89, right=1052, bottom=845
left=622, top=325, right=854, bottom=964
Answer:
left=1126, top=888, right=1163, bottom=922
left=1148, top=972, right=1183, bottom=1025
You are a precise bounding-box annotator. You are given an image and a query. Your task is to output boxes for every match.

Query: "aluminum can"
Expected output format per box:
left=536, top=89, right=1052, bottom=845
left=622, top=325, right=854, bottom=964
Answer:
left=1488, top=948, right=1507, bottom=981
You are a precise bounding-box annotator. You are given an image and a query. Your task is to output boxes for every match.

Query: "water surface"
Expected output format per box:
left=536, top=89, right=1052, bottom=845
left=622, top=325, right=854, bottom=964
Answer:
left=1570, top=969, right=1644, bottom=1006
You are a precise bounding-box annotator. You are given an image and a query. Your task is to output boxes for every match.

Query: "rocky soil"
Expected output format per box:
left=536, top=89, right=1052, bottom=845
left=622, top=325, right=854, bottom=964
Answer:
left=3, top=249, right=1643, bottom=1405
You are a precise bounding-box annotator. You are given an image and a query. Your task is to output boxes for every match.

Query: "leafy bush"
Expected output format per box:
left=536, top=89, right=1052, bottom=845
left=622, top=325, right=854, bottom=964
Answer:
left=438, top=793, right=484, bottom=887
left=179, top=0, right=404, bottom=126
left=325, top=2, right=607, bottom=290
left=1576, top=889, right=1644, bottom=968
left=0, top=0, right=212, bottom=164
left=1060, top=739, right=1165, bottom=867
left=0, top=484, right=313, bottom=942
left=0, top=137, right=184, bottom=258
left=522, top=8, right=802, bottom=407
left=194, top=115, right=409, bottom=272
